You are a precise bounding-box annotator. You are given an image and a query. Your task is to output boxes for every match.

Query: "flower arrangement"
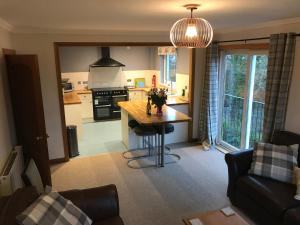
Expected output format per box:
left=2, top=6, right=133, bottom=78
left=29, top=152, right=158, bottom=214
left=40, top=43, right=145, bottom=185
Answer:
left=148, top=88, right=168, bottom=116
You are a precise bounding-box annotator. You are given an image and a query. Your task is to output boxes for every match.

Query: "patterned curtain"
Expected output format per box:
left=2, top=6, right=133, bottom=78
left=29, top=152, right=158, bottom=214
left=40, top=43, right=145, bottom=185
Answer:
left=199, top=42, right=219, bottom=146
left=263, top=33, right=296, bottom=142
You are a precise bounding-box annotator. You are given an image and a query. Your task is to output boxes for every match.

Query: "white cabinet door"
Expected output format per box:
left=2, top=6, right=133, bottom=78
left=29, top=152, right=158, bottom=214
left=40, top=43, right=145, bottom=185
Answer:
left=64, top=104, right=83, bottom=139
left=78, top=94, right=93, bottom=119
left=129, top=91, right=142, bottom=101
left=141, top=91, right=148, bottom=100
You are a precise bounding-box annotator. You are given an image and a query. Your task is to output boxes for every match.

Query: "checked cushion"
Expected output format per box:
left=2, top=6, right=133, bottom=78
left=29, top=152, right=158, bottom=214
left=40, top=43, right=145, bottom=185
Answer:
left=249, top=142, right=298, bottom=183
left=16, top=190, right=92, bottom=225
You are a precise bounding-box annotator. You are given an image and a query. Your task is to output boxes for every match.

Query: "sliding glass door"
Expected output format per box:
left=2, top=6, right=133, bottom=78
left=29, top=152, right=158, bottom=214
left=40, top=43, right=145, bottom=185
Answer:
left=218, top=50, right=268, bottom=151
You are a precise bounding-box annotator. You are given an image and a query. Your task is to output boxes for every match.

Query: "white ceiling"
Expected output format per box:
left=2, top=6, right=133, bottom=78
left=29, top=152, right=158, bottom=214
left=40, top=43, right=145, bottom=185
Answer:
left=0, top=0, right=300, bottom=33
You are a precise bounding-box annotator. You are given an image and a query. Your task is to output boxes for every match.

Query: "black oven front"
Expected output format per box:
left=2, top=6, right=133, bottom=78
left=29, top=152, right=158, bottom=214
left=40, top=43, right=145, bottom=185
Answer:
left=111, top=93, right=128, bottom=118
left=92, top=88, right=128, bottom=121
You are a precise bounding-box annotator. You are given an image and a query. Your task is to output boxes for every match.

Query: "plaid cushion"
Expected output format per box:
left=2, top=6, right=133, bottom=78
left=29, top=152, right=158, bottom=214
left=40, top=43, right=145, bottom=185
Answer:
left=249, top=142, right=298, bottom=183
left=16, top=191, right=92, bottom=225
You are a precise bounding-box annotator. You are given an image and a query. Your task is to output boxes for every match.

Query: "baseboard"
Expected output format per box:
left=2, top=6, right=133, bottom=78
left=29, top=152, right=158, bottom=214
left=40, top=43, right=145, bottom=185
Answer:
left=49, top=157, right=68, bottom=165
left=189, top=138, right=199, bottom=142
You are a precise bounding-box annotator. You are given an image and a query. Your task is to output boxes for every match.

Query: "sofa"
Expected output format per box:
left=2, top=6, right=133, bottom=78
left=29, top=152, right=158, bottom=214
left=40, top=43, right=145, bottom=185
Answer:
left=0, top=184, right=124, bottom=225
left=225, top=130, right=300, bottom=225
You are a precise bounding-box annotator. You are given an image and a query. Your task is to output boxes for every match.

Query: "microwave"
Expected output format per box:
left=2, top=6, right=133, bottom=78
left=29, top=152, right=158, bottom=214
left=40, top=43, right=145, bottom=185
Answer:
left=63, top=82, right=73, bottom=93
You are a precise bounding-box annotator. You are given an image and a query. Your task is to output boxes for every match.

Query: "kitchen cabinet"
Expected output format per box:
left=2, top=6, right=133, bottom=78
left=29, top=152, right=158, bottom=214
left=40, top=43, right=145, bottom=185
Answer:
left=78, top=93, right=93, bottom=119
left=128, top=90, right=148, bottom=101
left=64, top=104, right=83, bottom=139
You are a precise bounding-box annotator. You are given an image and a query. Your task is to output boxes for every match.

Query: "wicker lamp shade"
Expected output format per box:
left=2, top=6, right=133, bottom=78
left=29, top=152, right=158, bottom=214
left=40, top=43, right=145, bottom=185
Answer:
left=170, top=4, right=213, bottom=48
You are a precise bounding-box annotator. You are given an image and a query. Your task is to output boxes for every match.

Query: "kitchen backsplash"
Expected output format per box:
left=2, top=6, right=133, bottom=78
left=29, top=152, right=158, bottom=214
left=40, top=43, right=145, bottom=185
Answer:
left=61, top=72, right=89, bottom=90
left=62, top=69, right=161, bottom=89
left=176, top=73, right=189, bottom=97
left=123, top=70, right=160, bottom=88
left=61, top=69, right=189, bottom=98
left=88, top=67, right=126, bottom=88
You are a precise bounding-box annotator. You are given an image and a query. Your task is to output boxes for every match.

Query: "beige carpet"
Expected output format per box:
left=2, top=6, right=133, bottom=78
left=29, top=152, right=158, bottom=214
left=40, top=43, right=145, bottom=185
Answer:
left=51, top=145, right=253, bottom=225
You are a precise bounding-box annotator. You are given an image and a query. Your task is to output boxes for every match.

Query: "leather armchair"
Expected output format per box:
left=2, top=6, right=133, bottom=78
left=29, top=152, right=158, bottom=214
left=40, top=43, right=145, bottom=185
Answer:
left=0, top=184, right=124, bottom=225
left=224, top=149, right=253, bottom=202
left=225, top=130, right=300, bottom=225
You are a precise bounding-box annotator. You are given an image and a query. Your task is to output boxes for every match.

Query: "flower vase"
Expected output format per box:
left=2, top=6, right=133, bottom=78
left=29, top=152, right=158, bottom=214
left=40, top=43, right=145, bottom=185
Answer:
left=156, top=106, right=163, bottom=116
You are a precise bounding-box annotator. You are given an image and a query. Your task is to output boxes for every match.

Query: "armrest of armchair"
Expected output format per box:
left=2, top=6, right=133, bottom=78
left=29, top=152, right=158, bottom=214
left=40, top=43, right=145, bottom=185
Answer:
left=225, top=150, right=253, bottom=200
left=60, top=184, right=119, bottom=222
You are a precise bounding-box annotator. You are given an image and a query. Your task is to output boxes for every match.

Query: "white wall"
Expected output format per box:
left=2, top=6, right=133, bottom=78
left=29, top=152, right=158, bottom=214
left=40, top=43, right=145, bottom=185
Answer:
left=12, top=21, right=300, bottom=160
left=11, top=33, right=169, bottom=160
left=216, top=21, right=300, bottom=134
left=0, top=27, right=16, bottom=169
left=59, top=46, right=155, bottom=73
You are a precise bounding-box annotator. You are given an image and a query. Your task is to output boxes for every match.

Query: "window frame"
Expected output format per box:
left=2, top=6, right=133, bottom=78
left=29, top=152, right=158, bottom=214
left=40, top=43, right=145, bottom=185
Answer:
left=217, top=49, right=268, bottom=151
left=160, top=54, right=176, bottom=85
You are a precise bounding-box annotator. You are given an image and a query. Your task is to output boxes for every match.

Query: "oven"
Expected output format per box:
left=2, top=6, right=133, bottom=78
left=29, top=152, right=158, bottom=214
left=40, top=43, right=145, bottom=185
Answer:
left=111, top=93, right=128, bottom=118
left=92, top=88, right=128, bottom=121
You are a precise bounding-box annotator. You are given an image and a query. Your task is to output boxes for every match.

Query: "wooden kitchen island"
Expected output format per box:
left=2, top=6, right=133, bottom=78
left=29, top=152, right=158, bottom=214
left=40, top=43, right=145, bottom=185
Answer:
left=118, top=101, right=191, bottom=167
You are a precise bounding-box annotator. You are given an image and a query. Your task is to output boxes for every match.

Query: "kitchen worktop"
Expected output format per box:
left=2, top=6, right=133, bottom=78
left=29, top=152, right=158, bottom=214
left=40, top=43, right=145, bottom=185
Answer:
left=118, top=101, right=191, bottom=125
left=63, top=92, right=81, bottom=105
left=63, top=89, right=92, bottom=105
left=127, top=87, right=151, bottom=92
left=75, top=89, right=92, bottom=94
left=63, top=89, right=188, bottom=106
left=166, top=96, right=189, bottom=105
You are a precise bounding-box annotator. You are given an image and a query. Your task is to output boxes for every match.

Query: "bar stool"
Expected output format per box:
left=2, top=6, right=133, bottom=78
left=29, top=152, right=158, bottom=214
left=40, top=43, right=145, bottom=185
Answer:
left=154, top=124, right=181, bottom=165
left=123, top=120, right=150, bottom=159
left=127, top=125, right=158, bottom=169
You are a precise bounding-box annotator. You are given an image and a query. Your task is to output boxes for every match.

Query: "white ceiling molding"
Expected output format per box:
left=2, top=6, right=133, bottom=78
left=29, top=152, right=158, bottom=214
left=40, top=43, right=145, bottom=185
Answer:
left=0, top=17, right=13, bottom=31
left=10, top=26, right=170, bottom=36
left=11, top=17, right=300, bottom=36
left=216, top=17, right=300, bottom=35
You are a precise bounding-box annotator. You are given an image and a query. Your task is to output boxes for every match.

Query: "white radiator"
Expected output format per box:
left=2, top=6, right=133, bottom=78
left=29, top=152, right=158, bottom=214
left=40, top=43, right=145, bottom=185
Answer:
left=0, top=146, right=24, bottom=197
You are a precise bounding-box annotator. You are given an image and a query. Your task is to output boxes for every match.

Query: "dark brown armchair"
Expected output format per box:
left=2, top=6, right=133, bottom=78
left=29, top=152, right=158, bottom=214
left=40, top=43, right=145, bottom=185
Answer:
left=225, top=130, right=300, bottom=225
left=0, top=184, right=124, bottom=225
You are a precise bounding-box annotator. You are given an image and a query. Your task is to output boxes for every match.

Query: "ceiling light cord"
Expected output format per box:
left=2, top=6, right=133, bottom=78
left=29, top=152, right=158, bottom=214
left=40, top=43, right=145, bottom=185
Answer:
left=190, top=8, right=194, bottom=18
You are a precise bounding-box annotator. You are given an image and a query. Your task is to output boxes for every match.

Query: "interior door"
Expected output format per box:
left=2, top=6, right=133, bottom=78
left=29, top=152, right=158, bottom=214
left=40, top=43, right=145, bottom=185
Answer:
left=5, top=54, right=51, bottom=186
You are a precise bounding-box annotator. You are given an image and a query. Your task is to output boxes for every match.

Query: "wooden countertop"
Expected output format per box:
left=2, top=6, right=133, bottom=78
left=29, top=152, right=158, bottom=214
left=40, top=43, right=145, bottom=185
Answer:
left=167, top=96, right=189, bottom=105
left=63, top=89, right=92, bottom=105
left=128, top=87, right=150, bottom=92
left=75, top=90, right=92, bottom=94
left=63, top=92, right=81, bottom=105
left=118, top=101, right=191, bottom=125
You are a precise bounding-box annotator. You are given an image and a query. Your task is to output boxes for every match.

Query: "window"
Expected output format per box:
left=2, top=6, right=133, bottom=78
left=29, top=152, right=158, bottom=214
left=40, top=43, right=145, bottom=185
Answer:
left=218, top=50, right=268, bottom=151
left=160, top=54, right=176, bottom=85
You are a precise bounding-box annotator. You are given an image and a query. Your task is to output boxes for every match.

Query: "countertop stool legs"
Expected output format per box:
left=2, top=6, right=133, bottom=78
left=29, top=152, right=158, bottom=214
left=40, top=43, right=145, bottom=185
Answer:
left=156, top=124, right=181, bottom=167
left=126, top=125, right=158, bottom=169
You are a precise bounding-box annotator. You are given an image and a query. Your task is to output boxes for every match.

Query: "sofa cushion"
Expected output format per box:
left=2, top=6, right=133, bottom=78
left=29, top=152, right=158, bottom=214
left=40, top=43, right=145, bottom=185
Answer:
left=0, top=186, right=39, bottom=225
left=284, top=207, right=300, bottom=225
left=92, top=216, right=124, bottom=225
left=17, top=190, right=92, bottom=225
left=236, top=175, right=300, bottom=217
left=249, top=142, right=298, bottom=183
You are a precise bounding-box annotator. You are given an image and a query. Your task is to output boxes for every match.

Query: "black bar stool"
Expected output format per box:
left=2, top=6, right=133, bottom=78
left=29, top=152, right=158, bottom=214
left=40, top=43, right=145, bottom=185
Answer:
left=127, top=125, right=158, bottom=169
left=154, top=124, right=181, bottom=165
left=123, top=120, right=152, bottom=160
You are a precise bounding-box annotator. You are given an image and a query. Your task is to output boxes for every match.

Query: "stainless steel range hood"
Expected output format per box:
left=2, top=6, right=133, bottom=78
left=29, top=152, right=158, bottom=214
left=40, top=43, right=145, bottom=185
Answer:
left=90, top=47, right=125, bottom=68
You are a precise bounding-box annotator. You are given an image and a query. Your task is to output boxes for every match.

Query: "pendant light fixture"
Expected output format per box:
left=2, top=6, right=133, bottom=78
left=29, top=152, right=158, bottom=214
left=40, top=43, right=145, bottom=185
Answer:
left=170, top=4, right=213, bottom=48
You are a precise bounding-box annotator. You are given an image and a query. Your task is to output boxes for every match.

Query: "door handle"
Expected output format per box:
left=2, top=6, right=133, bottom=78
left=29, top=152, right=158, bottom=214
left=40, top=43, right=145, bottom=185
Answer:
left=112, top=95, right=127, bottom=98
left=36, top=136, right=43, bottom=141
left=36, top=134, right=49, bottom=141
left=95, top=105, right=111, bottom=108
